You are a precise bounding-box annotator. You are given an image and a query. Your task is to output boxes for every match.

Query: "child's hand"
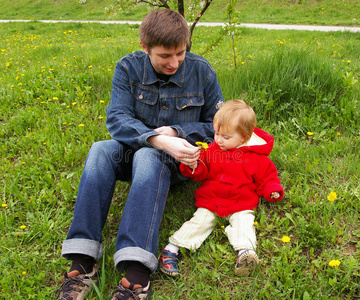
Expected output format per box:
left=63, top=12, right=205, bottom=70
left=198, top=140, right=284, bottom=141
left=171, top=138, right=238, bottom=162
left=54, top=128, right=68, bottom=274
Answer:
left=189, top=161, right=198, bottom=174
left=271, top=192, right=280, bottom=199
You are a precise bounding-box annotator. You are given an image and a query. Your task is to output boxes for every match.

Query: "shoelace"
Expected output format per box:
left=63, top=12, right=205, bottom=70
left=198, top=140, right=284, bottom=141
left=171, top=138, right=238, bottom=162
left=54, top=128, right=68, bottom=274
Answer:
left=56, top=275, right=88, bottom=298
left=114, top=284, right=140, bottom=300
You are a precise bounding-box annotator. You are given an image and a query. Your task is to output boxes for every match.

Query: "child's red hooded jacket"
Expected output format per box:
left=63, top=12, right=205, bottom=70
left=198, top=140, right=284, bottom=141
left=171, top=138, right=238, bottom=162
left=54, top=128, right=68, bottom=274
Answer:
left=180, top=127, right=284, bottom=217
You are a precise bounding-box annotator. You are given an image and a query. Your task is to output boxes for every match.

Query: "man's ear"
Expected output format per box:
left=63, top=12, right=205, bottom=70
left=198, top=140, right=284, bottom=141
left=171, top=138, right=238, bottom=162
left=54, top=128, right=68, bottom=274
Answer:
left=140, top=42, right=148, bottom=54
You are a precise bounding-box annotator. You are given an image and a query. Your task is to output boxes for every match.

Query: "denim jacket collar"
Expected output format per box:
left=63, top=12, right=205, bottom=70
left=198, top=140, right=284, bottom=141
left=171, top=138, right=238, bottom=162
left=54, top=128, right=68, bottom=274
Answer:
left=143, top=54, right=185, bottom=87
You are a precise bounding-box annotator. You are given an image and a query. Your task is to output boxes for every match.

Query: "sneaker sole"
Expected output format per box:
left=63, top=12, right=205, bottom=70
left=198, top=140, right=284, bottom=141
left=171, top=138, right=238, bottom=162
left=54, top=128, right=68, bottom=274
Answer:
left=159, top=266, right=180, bottom=277
left=235, top=252, right=259, bottom=276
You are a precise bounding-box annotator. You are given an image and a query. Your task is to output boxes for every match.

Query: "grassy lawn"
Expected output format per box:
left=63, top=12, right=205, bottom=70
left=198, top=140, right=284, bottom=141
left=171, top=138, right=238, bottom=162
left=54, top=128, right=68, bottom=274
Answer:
left=1, top=2, right=360, bottom=299
left=0, top=0, right=359, bottom=26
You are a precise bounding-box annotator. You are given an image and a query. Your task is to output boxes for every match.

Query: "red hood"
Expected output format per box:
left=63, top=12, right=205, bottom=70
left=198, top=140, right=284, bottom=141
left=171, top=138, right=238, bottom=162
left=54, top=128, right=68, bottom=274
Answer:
left=214, top=127, right=274, bottom=156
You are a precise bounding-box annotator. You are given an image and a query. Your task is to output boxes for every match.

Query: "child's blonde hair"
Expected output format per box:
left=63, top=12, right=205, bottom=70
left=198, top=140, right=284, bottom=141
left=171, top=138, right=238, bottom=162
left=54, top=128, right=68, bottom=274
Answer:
left=213, top=100, right=257, bottom=143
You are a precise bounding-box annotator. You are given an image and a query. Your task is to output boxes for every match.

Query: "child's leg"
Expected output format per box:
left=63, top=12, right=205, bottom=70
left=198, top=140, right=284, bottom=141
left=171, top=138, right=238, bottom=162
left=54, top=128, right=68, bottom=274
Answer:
left=225, top=210, right=256, bottom=251
left=225, top=210, right=259, bottom=276
left=159, top=208, right=215, bottom=277
left=169, top=207, right=216, bottom=250
left=164, top=243, right=180, bottom=254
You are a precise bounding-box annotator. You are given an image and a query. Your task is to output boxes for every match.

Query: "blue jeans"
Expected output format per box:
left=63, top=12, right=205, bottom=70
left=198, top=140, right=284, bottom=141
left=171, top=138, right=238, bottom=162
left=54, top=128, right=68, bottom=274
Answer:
left=61, top=139, right=187, bottom=273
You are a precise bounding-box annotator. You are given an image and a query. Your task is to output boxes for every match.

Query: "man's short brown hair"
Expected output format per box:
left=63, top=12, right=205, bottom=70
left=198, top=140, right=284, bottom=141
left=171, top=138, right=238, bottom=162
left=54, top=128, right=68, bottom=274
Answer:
left=213, top=100, right=257, bottom=143
left=139, top=9, right=191, bottom=51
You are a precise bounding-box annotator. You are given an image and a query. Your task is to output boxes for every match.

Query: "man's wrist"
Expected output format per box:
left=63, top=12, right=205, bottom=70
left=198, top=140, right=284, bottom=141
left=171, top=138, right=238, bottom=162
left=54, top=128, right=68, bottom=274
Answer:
left=148, top=134, right=167, bottom=150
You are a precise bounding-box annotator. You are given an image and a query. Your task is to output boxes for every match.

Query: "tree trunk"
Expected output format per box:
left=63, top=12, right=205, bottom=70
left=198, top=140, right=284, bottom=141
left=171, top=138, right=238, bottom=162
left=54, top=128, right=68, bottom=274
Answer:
left=178, top=0, right=184, bottom=17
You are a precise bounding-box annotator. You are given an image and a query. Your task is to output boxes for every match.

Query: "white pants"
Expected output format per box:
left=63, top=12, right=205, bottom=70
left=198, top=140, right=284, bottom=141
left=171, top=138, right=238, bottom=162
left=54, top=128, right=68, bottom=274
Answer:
left=169, top=208, right=256, bottom=251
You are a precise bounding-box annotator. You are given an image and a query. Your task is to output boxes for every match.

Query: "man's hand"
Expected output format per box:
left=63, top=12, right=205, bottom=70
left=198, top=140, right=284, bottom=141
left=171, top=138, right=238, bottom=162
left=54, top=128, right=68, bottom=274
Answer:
left=148, top=135, right=200, bottom=166
left=154, top=126, right=178, bottom=137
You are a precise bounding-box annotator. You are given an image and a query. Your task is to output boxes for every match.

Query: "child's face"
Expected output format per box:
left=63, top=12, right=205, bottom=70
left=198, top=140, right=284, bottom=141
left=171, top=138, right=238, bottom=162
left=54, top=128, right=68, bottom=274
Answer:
left=214, top=126, right=245, bottom=151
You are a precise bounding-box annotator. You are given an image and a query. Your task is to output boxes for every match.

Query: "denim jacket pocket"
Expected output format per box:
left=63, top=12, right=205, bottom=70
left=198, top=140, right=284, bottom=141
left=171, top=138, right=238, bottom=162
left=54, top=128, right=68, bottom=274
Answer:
left=131, top=84, right=158, bottom=124
left=175, top=96, right=204, bottom=123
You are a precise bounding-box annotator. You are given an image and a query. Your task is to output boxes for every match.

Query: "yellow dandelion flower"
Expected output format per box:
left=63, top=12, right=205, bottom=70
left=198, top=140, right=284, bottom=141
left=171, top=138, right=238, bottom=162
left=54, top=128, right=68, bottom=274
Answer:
left=99, top=100, right=105, bottom=104
left=78, top=124, right=85, bottom=127
left=88, top=65, right=93, bottom=69
left=221, top=225, right=225, bottom=229
left=22, top=271, right=27, bottom=275
left=53, top=97, right=59, bottom=100
left=253, top=221, right=258, bottom=226
left=15, top=232, right=20, bottom=236
left=307, top=132, right=314, bottom=136
left=20, top=225, right=26, bottom=230
left=21, top=162, right=25, bottom=165
left=281, top=235, right=291, bottom=243
left=195, top=142, right=209, bottom=151
left=43, top=142, right=47, bottom=145
left=98, top=116, right=104, bottom=120
left=327, top=191, right=337, bottom=202
left=336, top=132, right=341, bottom=136
left=329, top=260, right=340, bottom=268
left=72, top=102, right=77, bottom=106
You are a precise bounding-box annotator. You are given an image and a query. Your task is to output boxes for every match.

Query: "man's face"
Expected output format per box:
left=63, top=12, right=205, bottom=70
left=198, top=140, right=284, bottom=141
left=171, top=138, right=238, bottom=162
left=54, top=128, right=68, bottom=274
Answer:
left=141, top=42, right=187, bottom=75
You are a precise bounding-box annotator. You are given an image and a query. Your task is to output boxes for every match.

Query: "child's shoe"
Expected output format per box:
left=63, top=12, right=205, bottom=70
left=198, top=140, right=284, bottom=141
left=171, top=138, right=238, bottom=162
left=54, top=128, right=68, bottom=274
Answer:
left=235, top=250, right=259, bottom=276
left=158, top=248, right=180, bottom=277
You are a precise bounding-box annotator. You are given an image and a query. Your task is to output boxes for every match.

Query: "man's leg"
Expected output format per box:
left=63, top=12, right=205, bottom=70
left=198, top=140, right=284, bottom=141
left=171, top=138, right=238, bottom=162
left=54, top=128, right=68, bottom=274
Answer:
left=62, top=140, right=133, bottom=260
left=113, top=148, right=177, bottom=271
left=59, top=140, right=133, bottom=300
left=112, top=148, right=181, bottom=295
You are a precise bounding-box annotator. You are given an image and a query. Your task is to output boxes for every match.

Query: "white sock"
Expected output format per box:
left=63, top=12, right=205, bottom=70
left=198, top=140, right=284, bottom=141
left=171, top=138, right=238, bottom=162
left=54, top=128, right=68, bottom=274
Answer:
left=238, top=249, right=248, bottom=256
left=164, top=243, right=180, bottom=254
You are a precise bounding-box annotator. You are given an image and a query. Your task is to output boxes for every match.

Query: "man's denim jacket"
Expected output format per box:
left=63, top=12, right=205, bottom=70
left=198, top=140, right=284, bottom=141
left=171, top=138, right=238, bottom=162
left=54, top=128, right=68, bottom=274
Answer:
left=106, top=51, right=224, bottom=148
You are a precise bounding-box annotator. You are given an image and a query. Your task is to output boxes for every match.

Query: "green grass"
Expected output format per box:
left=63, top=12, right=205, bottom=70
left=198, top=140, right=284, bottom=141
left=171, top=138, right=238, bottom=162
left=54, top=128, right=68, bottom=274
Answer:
left=1, top=11, right=360, bottom=300
left=0, top=0, right=360, bottom=27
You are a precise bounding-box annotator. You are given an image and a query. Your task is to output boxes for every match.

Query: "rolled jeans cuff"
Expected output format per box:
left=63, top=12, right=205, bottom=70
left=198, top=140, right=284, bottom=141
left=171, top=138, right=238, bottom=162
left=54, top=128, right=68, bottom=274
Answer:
left=61, top=238, right=102, bottom=261
left=113, top=247, right=158, bottom=274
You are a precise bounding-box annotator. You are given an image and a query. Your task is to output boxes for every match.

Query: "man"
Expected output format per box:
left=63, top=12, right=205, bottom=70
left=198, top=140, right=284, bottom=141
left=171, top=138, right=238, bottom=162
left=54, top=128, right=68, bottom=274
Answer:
left=58, top=9, right=224, bottom=300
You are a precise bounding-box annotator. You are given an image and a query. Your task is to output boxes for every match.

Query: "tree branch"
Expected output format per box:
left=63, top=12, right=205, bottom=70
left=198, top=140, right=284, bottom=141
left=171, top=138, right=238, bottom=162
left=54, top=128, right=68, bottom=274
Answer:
left=189, top=0, right=213, bottom=36
left=159, top=0, right=170, bottom=8
left=139, top=0, right=170, bottom=9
